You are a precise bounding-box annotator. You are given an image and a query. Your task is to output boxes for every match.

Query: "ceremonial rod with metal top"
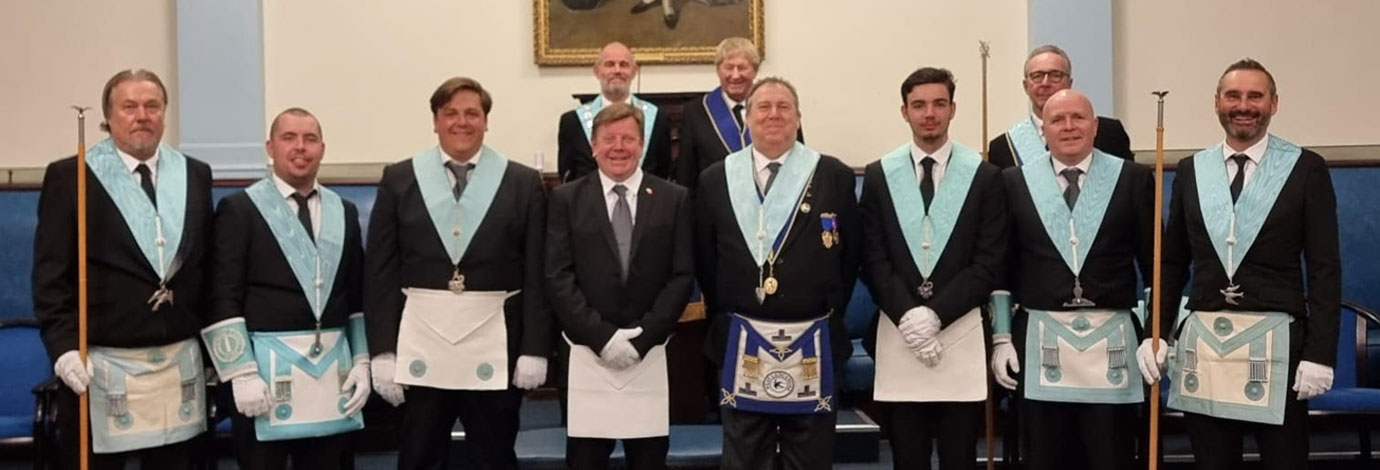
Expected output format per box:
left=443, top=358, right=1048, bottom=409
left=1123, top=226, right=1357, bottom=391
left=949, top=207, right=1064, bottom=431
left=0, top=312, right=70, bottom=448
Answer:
left=1148, top=90, right=1169, bottom=470
left=72, top=105, right=91, bottom=470
left=978, top=40, right=997, bottom=470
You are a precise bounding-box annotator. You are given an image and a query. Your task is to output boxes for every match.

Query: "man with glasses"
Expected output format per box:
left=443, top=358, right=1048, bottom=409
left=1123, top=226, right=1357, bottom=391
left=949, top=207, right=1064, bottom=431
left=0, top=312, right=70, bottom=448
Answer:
left=987, top=45, right=1134, bottom=168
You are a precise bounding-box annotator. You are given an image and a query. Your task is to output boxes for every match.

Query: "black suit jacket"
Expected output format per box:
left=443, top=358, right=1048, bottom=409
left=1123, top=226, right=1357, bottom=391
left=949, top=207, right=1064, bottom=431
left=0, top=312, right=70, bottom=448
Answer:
left=558, top=103, right=672, bottom=183
left=1002, top=158, right=1155, bottom=312
left=32, top=155, right=214, bottom=360
left=1159, top=149, right=1340, bottom=366
left=694, top=153, right=861, bottom=364
left=364, top=158, right=552, bottom=360
left=208, top=190, right=364, bottom=331
left=545, top=173, right=694, bottom=356
left=859, top=155, right=1007, bottom=328
left=674, top=93, right=805, bottom=191
left=987, top=116, right=1135, bottom=169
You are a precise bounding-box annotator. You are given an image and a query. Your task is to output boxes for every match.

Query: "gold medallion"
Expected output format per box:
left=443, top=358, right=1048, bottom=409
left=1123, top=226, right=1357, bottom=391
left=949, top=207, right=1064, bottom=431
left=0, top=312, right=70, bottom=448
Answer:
left=821, top=231, right=835, bottom=249
left=448, top=269, right=466, bottom=294
left=763, top=276, right=780, bottom=295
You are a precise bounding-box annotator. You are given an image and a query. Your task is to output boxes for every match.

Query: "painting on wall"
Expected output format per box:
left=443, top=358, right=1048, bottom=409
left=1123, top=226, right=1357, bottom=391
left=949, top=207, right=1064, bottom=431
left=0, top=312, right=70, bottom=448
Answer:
left=535, top=0, right=764, bottom=65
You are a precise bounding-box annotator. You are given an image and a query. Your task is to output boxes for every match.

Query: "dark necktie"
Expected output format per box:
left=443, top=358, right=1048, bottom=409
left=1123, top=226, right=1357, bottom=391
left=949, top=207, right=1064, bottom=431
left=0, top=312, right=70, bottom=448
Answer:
left=761, top=162, right=782, bottom=196
left=1229, top=153, right=1250, bottom=203
left=446, top=161, right=475, bottom=201
left=134, top=163, right=156, bottom=207
left=611, top=184, right=633, bottom=279
left=919, top=156, right=936, bottom=212
left=732, top=104, right=745, bottom=129
left=290, top=191, right=316, bottom=242
left=1060, top=168, right=1083, bottom=210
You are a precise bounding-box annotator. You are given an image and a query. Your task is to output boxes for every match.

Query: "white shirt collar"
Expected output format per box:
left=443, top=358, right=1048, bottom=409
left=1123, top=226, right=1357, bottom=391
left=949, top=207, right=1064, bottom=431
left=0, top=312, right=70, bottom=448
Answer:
left=600, top=94, right=632, bottom=108
left=752, top=146, right=790, bottom=173
left=440, top=145, right=482, bottom=165
left=599, top=167, right=644, bottom=197
left=1031, top=112, right=1045, bottom=138
left=1222, top=135, right=1269, bottom=165
left=271, top=173, right=320, bottom=199
left=1051, top=151, right=1094, bottom=178
left=910, top=139, right=953, bottom=168
left=722, top=90, right=743, bottom=109
left=118, top=146, right=160, bottom=175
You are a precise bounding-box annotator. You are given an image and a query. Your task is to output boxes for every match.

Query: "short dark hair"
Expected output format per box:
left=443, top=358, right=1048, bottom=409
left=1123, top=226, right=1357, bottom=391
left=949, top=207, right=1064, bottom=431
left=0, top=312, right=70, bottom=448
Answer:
left=591, top=102, right=645, bottom=141
left=429, top=77, right=493, bottom=117
left=1218, top=58, right=1277, bottom=96
left=744, top=77, right=800, bottom=109
left=269, top=107, right=322, bottom=139
left=100, top=69, right=168, bottom=132
left=900, top=67, right=956, bottom=101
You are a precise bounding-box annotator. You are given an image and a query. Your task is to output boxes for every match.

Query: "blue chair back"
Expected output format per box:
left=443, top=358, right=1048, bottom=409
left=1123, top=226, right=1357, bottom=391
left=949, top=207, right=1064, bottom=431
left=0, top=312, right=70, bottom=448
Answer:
left=1336, top=304, right=1360, bottom=389
left=0, top=319, right=50, bottom=439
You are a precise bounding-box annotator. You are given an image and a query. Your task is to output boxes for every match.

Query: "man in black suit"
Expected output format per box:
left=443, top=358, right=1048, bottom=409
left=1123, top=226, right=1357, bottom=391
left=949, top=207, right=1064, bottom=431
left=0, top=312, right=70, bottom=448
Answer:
left=33, top=69, right=214, bottom=470
left=989, top=90, right=1154, bottom=470
left=364, top=77, right=552, bottom=470
left=202, top=108, right=368, bottom=470
left=675, top=37, right=804, bottom=192
left=558, top=42, right=672, bottom=182
left=1142, top=59, right=1339, bottom=470
left=546, top=102, right=694, bottom=470
left=987, top=45, right=1134, bottom=168
left=695, top=77, right=861, bottom=470
left=860, top=67, right=1006, bottom=470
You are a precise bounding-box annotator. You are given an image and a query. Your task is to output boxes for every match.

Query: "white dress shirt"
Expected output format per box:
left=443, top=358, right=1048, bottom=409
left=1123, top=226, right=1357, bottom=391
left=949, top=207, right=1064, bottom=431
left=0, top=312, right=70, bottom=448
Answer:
left=441, top=145, right=482, bottom=189
left=752, top=147, right=790, bottom=193
left=1222, top=136, right=1268, bottom=186
left=119, top=147, right=161, bottom=186
left=273, top=174, right=322, bottom=238
left=1052, top=152, right=1094, bottom=193
left=910, top=139, right=953, bottom=189
left=599, top=168, right=644, bottom=224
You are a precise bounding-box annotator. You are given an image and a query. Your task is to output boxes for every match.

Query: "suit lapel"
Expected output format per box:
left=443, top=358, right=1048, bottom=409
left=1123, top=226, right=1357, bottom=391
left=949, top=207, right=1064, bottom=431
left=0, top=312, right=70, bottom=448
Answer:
left=774, top=172, right=817, bottom=258
left=582, top=176, right=621, bottom=262
left=629, top=179, right=654, bottom=261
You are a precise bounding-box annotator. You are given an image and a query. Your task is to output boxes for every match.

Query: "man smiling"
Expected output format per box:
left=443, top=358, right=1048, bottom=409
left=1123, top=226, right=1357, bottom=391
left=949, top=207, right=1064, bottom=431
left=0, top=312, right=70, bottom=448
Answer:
left=559, top=42, right=672, bottom=182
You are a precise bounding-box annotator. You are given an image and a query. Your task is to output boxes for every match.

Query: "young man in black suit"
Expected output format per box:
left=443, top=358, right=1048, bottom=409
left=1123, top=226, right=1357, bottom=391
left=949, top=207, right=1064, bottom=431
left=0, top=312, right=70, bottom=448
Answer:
left=202, top=108, right=368, bottom=470
left=364, top=77, right=552, bottom=470
left=987, top=45, right=1134, bottom=168
left=558, top=42, right=673, bottom=182
left=860, top=67, right=1007, bottom=470
left=1142, top=59, right=1339, bottom=470
left=546, top=102, right=694, bottom=470
left=33, top=69, right=214, bottom=470
left=695, top=77, right=861, bottom=470
left=989, top=90, right=1154, bottom=470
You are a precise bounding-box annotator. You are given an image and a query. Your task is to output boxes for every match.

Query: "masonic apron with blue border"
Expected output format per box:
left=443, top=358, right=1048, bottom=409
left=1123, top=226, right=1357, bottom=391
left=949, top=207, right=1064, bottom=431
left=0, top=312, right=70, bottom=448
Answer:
left=243, top=179, right=366, bottom=440
left=702, top=87, right=751, bottom=153
left=1019, top=151, right=1144, bottom=404
left=717, top=143, right=836, bottom=414
left=872, top=142, right=987, bottom=403
left=1166, top=135, right=1301, bottom=425
left=86, top=138, right=205, bottom=453
left=395, top=146, right=519, bottom=390
left=565, top=335, right=670, bottom=439
left=1005, top=117, right=1045, bottom=166
left=578, top=96, right=659, bottom=166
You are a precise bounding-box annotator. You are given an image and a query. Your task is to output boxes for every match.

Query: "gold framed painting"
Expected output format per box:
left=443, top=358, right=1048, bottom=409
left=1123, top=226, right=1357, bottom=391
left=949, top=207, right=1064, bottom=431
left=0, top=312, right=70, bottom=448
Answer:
left=535, top=0, right=764, bottom=66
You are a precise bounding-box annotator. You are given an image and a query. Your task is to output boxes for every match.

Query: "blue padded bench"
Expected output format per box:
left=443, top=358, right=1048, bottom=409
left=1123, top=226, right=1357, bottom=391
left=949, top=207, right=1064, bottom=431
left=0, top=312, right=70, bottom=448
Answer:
left=0, top=317, right=48, bottom=444
left=515, top=425, right=722, bottom=469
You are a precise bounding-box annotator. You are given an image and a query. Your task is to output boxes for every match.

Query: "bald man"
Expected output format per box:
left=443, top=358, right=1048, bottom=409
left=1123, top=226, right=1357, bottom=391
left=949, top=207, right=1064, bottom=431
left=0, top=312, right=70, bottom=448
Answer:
left=558, top=42, right=672, bottom=182
left=989, top=90, right=1154, bottom=470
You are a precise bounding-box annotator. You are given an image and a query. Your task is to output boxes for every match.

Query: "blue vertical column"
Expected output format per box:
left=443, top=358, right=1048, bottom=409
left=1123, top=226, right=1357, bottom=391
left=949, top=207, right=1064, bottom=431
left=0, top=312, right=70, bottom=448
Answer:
left=176, top=0, right=266, bottom=179
left=1027, top=0, right=1116, bottom=117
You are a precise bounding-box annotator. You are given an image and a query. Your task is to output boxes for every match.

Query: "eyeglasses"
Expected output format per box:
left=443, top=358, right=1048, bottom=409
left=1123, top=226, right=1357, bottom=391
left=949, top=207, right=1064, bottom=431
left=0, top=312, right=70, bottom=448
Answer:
left=1026, top=70, right=1069, bottom=83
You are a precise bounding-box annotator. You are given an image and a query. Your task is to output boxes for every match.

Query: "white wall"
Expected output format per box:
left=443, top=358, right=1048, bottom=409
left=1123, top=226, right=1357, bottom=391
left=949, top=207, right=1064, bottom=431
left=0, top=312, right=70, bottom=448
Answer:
left=1114, top=0, right=1380, bottom=151
left=1, top=0, right=179, bottom=170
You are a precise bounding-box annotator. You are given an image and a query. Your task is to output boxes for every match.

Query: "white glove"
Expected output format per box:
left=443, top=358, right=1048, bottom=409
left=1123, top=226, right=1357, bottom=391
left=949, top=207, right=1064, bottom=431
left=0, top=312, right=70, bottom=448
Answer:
left=231, top=375, right=273, bottom=417
left=898, top=308, right=941, bottom=346
left=54, top=350, right=93, bottom=394
left=599, top=327, right=644, bottom=370
left=1293, top=360, right=1334, bottom=400
left=914, top=336, right=943, bottom=367
left=340, top=359, right=372, bottom=416
left=513, top=355, right=549, bottom=390
left=1136, top=338, right=1169, bottom=384
left=370, top=353, right=406, bottom=407
left=990, top=338, right=1021, bottom=391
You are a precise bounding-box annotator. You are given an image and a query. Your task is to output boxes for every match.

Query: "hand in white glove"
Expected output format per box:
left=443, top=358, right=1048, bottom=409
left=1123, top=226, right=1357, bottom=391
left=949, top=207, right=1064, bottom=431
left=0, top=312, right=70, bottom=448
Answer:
left=231, top=375, right=273, bottom=417
left=370, top=353, right=406, bottom=407
left=340, top=359, right=372, bottom=416
left=1136, top=338, right=1169, bottom=384
left=914, top=336, right=944, bottom=367
left=513, top=355, right=549, bottom=390
left=599, top=327, right=644, bottom=370
left=1293, top=360, right=1334, bottom=400
left=990, top=338, right=1021, bottom=391
left=898, top=308, right=941, bottom=347
left=54, top=350, right=93, bottom=394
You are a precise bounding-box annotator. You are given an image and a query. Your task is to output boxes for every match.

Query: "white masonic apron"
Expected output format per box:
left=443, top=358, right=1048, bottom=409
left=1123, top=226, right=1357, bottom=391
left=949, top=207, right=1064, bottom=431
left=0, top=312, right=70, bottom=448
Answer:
left=395, top=288, right=518, bottom=390
left=88, top=338, right=206, bottom=453
left=565, top=335, right=669, bottom=439
left=1022, top=309, right=1144, bottom=404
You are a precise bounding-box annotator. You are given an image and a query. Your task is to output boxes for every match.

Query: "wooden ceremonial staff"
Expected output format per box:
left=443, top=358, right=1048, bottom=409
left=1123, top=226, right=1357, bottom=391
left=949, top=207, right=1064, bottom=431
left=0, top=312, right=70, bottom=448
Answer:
left=978, top=40, right=996, bottom=470
left=72, top=105, right=91, bottom=470
left=1148, top=90, right=1169, bottom=470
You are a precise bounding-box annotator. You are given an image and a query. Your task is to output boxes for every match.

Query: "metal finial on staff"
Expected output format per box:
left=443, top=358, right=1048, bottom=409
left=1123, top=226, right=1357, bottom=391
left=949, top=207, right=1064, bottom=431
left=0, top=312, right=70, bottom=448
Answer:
left=1148, top=90, right=1168, bottom=470
left=71, top=105, right=92, bottom=470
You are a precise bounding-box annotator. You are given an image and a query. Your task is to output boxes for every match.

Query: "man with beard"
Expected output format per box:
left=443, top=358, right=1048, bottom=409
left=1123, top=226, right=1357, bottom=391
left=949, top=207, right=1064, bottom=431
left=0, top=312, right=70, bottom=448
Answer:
left=1140, top=59, right=1339, bottom=470
left=559, top=42, right=673, bottom=182
left=990, top=90, right=1153, bottom=470
left=987, top=45, right=1133, bottom=168
left=202, top=108, right=369, bottom=469
left=861, top=67, right=1006, bottom=470
left=34, top=69, right=214, bottom=469
left=365, top=77, right=552, bottom=469
left=696, top=77, right=860, bottom=470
